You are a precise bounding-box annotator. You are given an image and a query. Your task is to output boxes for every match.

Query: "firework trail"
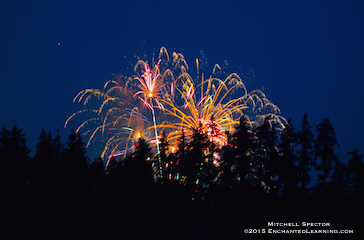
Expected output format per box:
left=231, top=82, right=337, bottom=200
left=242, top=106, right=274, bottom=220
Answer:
left=65, top=47, right=286, bottom=177
left=132, top=59, right=164, bottom=179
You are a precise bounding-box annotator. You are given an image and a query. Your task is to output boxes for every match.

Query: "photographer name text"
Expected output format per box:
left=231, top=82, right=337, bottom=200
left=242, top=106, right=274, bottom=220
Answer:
left=268, top=222, right=330, bottom=227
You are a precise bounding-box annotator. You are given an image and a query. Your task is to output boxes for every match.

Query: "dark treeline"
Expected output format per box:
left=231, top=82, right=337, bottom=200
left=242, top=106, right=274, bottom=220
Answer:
left=0, top=114, right=363, bottom=239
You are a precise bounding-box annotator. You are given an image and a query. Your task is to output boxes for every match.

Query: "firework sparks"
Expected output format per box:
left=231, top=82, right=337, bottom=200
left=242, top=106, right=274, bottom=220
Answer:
left=65, top=47, right=287, bottom=182
left=131, top=60, right=165, bottom=179
left=133, top=59, right=163, bottom=110
left=158, top=72, right=249, bottom=149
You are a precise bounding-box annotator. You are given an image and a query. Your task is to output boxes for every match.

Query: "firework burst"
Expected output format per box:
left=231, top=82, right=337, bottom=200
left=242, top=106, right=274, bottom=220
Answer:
left=65, top=47, right=286, bottom=168
left=157, top=61, right=286, bottom=152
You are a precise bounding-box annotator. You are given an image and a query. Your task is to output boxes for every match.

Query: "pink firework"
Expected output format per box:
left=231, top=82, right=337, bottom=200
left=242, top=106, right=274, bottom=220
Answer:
left=133, top=59, right=163, bottom=110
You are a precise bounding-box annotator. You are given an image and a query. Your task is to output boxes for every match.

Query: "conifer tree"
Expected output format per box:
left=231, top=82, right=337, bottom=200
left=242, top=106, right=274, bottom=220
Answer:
left=0, top=125, right=31, bottom=232
left=0, top=125, right=31, bottom=189
left=253, top=117, right=279, bottom=194
left=32, top=129, right=59, bottom=189
left=182, top=125, right=209, bottom=199
left=174, top=129, right=187, bottom=183
left=89, top=156, right=104, bottom=181
left=220, top=130, right=236, bottom=189
left=278, top=119, right=299, bottom=196
left=61, top=129, right=88, bottom=184
left=231, top=115, right=253, bottom=188
left=177, top=129, right=187, bottom=158
left=346, top=148, right=364, bottom=196
left=204, top=116, right=223, bottom=190
left=126, top=137, right=154, bottom=186
left=314, top=118, right=339, bottom=190
left=159, top=131, right=168, bottom=162
left=159, top=131, right=171, bottom=181
left=53, top=129, right=63, bottom=162
left=297, top=113, right=315, bottom=192
left=330, top=159, right=347, bottom=196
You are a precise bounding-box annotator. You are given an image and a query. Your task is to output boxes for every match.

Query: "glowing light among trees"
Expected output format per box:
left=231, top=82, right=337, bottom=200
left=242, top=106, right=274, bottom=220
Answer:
left=65, top=46, right=287, bottom=181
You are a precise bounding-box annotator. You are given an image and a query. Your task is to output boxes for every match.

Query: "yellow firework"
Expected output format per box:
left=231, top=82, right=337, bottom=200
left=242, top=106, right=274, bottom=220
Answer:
left=155, top=57, right=287, bottom=151
left=65, top=46, right=287, bottom=162
left=158, top=71, right=247, bottom=148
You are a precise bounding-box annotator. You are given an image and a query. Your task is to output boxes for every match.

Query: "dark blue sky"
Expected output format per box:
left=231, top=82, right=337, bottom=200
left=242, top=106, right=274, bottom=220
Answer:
left=1, top=0, right=363, bottom=162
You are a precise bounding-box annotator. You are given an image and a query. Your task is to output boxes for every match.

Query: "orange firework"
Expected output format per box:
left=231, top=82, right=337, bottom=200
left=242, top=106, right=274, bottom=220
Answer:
left=158, top=72, right=249, bottom=149
left=65, top=46, right=287, bottom=168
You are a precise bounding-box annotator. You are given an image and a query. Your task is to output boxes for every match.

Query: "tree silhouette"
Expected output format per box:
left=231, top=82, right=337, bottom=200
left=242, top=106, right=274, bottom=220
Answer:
left=61, top=129, right=88, bottom=185
left=181, top=125, right=210, bottom=200
left=53, top=129, right=63, bottom=162
left=220, top=130, right=236, bottom=189
left=0, top=125, right=31, bottom=235
left=89, top=155, right=104, bottom=189
left=252, top=117, right=279, bottom=194
left=159, top=131, right=168, bottom=163
left=1, top=117, right=364, bottom=239
left=177, top=129, right=187, bottom=158
left=159, top=131, right=172, bottom=182
left=231, top=115, right=254, bottom=189
left=346, top=148, right=364, bottom=196
left=329, top=158, right=347, bottom=196
left=297, top=113, right=315, bottom=193
left=0, top=125, right=31, bottom=190
left=278, top=119, right=299, bottom=196
left=123, top=137, right=154, bottom=187
left=203, top=117, right=222, bottom=192
left=32, top=129, right=61, bottom=190
left=170, top=129, right=187, bottom=187
left=314, top=118, right=339, bottom=191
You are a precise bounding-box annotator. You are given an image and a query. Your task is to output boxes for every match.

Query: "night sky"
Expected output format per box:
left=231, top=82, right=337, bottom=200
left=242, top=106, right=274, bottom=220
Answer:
left=1, top=0, right=363, bottom=165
